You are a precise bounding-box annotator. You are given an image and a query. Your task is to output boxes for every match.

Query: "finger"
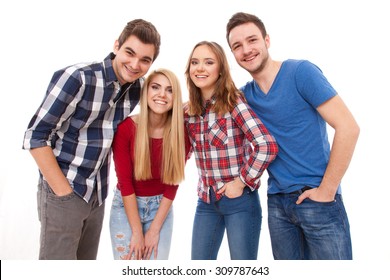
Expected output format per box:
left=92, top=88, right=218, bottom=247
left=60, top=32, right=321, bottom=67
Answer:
left=133, top=249, right=140, bottom=260
left=143, top=247, right=151, bottom=260
left=154, top=246, right=158, bottom=260
left=217, top=185, right=226, bottom=194
left=138, top=248, right=145, bottom=260
left=128, top=248, right=135, bottom=260
left=296, top=193, right=307, bottom=205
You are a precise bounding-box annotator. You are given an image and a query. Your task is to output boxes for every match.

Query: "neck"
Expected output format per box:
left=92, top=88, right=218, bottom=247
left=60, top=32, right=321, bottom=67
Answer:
left=148, top=111, right=168, bottom=138
left=252, top=59, right=282, bottom=94
left=201, top=87, right=215, bottom=102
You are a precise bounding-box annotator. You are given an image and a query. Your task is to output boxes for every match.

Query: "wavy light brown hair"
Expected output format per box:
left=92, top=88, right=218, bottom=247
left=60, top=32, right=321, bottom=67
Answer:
left=134, top=69, right=186, bottom=185
left=184, top=41, right=244, bottom=116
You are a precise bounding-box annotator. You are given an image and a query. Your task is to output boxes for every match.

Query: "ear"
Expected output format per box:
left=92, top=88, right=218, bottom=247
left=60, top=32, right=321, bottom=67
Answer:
left=265, top=34, right=271, bottom=49
left=113, top=40, right=120, bottom=55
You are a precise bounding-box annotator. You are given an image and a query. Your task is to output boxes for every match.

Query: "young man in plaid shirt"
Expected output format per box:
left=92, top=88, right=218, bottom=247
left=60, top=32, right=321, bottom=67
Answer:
left=23, top=19, right=161, bottom=260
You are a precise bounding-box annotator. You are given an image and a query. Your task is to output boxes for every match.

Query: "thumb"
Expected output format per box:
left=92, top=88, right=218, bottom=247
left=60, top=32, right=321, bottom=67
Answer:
left=217, top=185, right=226, bottom=194
left=295, top=193, right=307, bottom=205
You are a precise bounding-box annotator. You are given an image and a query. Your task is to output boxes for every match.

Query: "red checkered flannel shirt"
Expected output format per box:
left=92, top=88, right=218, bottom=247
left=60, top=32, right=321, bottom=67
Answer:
left=185, top=96, right=278, bottom=203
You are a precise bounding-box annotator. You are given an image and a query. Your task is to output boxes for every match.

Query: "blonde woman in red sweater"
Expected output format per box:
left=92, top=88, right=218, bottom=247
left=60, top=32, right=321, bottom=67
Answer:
left=109, top=69, right=191, bottom=260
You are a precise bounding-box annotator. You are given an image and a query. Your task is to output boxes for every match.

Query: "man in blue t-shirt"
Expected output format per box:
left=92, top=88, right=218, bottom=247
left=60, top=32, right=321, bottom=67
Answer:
left=226, top=12, right=360, bottom=260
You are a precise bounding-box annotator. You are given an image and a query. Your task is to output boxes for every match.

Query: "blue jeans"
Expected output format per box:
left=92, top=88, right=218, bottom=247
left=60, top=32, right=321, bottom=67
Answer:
left=268, top=192, right=352, bottom=260
left=191, top=187, right=261, bottom=260
left=109, top=189, right=173, bottom=260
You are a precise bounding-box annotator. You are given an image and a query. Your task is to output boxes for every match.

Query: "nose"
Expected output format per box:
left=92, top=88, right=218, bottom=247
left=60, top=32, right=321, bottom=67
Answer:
left=158, top=88, right=167, bottom=97
left=130, top=58, right=140, bottom=70
left=242, top=42, right=251, bottom=55
left=195, top=62, right=205, bottom=72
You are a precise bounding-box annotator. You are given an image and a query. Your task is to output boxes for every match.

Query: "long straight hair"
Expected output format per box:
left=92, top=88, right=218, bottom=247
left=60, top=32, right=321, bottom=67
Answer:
left=184, top=41, right=244, bottom=116
left=134, top=69, right=186, bottom=185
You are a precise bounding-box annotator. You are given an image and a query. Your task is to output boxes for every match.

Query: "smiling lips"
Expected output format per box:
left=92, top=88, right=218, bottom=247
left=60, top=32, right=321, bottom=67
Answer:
left=194, top=75, right=208, bottom=81
left=243, top=52, right=258, bottom=63
left=153, top=99, right=167, bottom=105
left=125, top=64, right=140, bottom=76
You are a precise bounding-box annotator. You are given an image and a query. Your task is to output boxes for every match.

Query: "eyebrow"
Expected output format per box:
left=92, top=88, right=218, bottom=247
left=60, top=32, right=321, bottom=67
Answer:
left=191, top=57, right=216, bottom=61
left=124, top=46, right=153, bottom=62
left=231, top=34, right=258, bottom=47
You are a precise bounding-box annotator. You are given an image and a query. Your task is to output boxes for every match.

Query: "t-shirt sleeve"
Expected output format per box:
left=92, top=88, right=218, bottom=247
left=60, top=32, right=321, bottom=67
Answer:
left=295, top=60, right=337, bottom=108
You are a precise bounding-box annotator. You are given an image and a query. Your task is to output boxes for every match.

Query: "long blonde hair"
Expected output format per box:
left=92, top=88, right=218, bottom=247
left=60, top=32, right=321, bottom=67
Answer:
left=134, top=69, right=186, bottom=185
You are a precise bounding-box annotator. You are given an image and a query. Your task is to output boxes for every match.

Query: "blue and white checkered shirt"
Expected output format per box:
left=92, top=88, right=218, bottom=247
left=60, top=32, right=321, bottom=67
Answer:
left=23, top=53, right=143, bottom=205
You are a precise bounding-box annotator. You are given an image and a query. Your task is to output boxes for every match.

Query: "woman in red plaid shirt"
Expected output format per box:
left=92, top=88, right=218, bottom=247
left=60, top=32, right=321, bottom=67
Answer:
left=184, top=41, right=278, bottom=260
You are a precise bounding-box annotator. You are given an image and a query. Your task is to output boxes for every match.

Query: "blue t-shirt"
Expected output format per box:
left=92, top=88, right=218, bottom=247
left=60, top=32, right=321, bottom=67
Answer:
left=241, top=59, right=340, bottom=194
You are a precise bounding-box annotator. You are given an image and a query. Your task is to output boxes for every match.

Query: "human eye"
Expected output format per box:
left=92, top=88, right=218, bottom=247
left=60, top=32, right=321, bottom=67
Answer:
left=141, top=58, right=152, bottom=65
left=125, top=48, right=135, bottom=57
left=190, top=59, right=198, bottom=66
left=167, top=87, right=173, bottom=94
left=151, top=84, right=160, bottom=90
left=231, top=43, right=241, bottom=52
left=206, top=59, right=215, bottom=66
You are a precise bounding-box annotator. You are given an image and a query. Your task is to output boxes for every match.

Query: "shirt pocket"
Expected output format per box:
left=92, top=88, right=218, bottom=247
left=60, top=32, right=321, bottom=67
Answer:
left=208, top=118, right=228, bottom=148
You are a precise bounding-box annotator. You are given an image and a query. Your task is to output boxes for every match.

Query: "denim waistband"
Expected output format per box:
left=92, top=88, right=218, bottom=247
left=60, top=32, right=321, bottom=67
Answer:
left=273, top=186, right=312, bottom=195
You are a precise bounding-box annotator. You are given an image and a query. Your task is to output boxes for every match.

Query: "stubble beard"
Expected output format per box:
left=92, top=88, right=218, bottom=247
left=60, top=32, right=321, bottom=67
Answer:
left=252, top=54, right=269, bottom=76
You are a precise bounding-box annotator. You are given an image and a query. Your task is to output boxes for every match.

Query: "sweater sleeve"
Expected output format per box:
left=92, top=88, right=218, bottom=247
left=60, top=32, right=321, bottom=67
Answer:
left=184, top=123, right=193, bottom=161
left=162, top=185, right=179, bottom=200
left=112, top=118, right=136, bottom=196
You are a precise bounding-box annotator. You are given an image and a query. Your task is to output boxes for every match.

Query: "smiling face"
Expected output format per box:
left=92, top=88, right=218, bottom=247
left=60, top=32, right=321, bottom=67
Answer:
left=147, top=73, right=173, bottom=116
left=228, top=22, right=270, bottom=75
left=189, top=44, right=220, bottom=100
left=112, top=35, right=155, bottom=85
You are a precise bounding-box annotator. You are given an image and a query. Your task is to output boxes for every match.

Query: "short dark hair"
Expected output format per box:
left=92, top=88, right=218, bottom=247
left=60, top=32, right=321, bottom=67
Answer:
left=226, top=12, right=267, bottom=47
left=118, top=19, right=161, bottom=61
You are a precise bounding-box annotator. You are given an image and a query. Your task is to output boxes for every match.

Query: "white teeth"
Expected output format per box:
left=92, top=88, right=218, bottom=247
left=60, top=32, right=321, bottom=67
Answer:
left=154, top=100, right=167, bottom=105
left=196, top=75, right=207, bottom=78
left=125, top=65, right=138, bottom=74
left=244, top=55, right=256, bottom=62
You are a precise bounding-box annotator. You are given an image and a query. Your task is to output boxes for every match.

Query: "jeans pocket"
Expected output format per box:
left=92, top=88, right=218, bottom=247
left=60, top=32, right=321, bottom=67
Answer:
left=305, top=197, right=337, bottom=205
left=222, top=187, right=252, bottom=202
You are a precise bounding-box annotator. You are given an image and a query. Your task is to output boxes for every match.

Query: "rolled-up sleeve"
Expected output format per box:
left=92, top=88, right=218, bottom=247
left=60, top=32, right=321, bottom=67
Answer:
left=23, top=67, right=83, bottom=150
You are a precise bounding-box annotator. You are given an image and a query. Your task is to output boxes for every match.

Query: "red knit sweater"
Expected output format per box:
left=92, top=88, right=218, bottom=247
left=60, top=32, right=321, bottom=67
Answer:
left=112, top=117, right=191, bottom=200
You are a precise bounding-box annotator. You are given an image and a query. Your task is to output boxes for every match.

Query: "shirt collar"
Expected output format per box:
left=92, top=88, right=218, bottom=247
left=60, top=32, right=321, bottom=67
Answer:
left=102, top=53, right=118, bottom=85
left=202, top=95, right=217, bottom=115
left=203, top=94, right=217, bottom=107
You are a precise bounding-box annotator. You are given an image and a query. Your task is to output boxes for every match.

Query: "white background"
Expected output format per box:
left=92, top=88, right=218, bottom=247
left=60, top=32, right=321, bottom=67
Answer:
left=1, top=0, right=389, bottom=278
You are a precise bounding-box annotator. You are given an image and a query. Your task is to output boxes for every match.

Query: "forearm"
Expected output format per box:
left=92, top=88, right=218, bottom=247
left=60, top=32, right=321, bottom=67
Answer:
left=320, top=122, right=360, bottom=195
left=122, top=194, right=143, bottom=236
left=29, top=146, right=72, bottom=195
left=236, top=104, right=278, bottom=187
left=148, top=197, right=173, bottom=234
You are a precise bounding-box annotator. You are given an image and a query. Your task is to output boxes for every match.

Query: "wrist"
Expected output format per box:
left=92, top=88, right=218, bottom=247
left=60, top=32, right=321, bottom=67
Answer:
left=236, top=176, right=246, bottom=189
